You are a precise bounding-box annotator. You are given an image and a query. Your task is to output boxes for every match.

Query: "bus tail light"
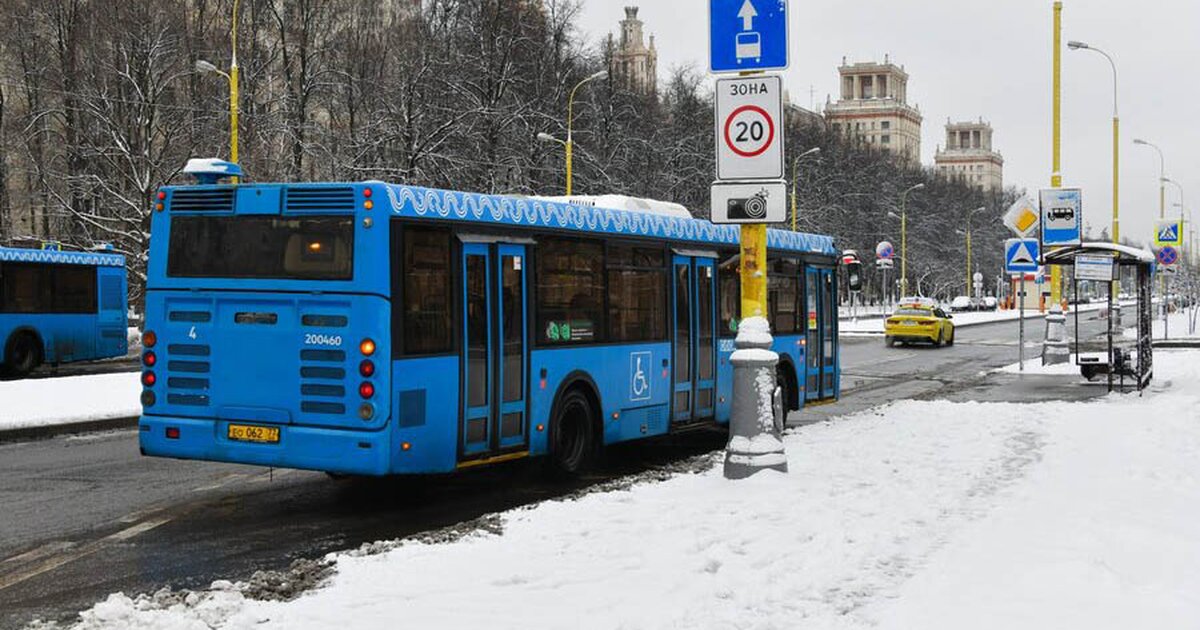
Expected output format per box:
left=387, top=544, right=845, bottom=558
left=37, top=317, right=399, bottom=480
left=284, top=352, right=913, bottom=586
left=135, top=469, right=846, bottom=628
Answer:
left=143, top=351, right=157, bottom=367
left=166, top=427, right=180, bottom=439
left=359, top=359, right=375, bottom=377
left=359, top=338, right=376, bottom=356
left=141, top=391, right=156, bottom=407
left=142, top=371, right=157, bottom=387
left=143, top=330, right=157, bottom=348
left=358, top=382, right=375, bottom=399
left=358, top=403, right=375, bottom=420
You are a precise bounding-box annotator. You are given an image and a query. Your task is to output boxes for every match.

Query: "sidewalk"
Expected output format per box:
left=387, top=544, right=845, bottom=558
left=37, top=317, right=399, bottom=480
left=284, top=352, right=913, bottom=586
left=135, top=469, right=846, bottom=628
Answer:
left=841, top=302, right=1109, bottom=335
left=0, top=372, right=141, bottom=442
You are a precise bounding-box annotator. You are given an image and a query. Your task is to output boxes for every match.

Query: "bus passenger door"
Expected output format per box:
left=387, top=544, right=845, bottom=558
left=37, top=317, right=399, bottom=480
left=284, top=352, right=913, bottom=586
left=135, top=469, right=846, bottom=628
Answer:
left=460, top=243, right=528, bottom=459
left=671, top=255, right=716, bottom=424
left=804, top=266, right=838, bottom=401
left=804, top=267, right=821, bottom=401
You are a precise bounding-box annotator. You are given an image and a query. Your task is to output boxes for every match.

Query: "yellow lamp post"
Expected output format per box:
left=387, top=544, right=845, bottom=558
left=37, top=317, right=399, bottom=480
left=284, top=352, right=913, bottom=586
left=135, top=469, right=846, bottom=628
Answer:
left=958, top=206, right=986, bottom=298
left=1049, top=1, right=1063, bottom=306
left=195, top=0, right=241, bottom=183
left=789, top=147, right=820, bottom=231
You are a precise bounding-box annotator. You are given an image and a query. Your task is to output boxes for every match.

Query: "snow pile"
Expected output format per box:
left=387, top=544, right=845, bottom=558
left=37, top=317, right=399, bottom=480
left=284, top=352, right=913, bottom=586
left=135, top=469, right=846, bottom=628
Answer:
left=1123, top=309, right=1200, bottom=340
left=53, top=352, right=1200, bottom=630
left=0, top=372, right=140, bottom=431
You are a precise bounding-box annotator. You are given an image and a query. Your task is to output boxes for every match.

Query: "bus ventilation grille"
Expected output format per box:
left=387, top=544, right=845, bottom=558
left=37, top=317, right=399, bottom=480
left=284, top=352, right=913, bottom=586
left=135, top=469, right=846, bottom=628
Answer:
left=285, top=186, right=356, bottom=213
left=299, top=349, right=347, bottom=415
left=170, top=188, right=235, bottom=212
left=166, top=343, right=212, bottom=407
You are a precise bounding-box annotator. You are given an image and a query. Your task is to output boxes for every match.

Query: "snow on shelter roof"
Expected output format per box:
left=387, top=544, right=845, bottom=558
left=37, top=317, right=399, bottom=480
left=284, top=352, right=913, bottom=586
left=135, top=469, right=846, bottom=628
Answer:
left=383, top=184, right=838, bottom=257
left=0, top=246, right=124, bottom=267
left=1042, top=242, right=1156, bottom=265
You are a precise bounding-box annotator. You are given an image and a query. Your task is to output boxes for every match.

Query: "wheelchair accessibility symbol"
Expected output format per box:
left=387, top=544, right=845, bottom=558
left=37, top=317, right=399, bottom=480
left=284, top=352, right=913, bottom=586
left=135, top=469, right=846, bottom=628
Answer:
left=630, top=351, right=652, bottom=401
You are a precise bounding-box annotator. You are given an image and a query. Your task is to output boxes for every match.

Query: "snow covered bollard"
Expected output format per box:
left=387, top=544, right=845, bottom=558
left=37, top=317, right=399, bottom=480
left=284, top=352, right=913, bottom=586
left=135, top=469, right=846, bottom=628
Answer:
left=1042, top=305, right=1070, bottom=366
left=724, top=316, right=788, bottom=479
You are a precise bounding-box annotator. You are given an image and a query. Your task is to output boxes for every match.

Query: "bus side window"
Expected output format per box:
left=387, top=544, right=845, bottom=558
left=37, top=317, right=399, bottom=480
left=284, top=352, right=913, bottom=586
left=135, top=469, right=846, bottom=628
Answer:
left=536, top=238, right=604, bottom=344
left=400, top=226, right=453, bottom=355
left=718, top=254, right=739, bottom=337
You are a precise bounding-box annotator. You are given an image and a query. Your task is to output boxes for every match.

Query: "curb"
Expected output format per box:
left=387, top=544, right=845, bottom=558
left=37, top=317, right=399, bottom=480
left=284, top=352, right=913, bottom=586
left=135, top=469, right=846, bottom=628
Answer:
left=1153, top=340, right=1200, bottom=349
left=0, top=415, right=140, bottom=444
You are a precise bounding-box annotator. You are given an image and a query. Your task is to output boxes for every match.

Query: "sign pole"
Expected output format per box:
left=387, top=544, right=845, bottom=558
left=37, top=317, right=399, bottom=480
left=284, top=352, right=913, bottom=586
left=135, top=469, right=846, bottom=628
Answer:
left=1165, top=274, right=1170, bottom=340
left=1019, top=279, right=1026, bottom=372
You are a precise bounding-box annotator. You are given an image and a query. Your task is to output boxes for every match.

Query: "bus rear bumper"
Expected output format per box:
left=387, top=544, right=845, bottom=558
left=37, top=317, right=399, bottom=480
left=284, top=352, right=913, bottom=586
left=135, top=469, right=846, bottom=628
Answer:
left=138, top=415, right=391, bottom=476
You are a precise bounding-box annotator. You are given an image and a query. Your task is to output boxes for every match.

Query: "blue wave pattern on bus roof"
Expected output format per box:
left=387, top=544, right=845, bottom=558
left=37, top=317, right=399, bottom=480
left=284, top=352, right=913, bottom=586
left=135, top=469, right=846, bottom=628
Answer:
left=383, top=185, right=837, bottom=256
left=0, top=246, right=125, bottom=267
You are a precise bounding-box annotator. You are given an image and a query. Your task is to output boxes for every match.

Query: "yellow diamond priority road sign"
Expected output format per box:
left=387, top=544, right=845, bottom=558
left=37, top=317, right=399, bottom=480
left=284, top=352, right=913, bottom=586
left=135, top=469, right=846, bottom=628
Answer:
left=1003, top=196, right=1040, bottom=237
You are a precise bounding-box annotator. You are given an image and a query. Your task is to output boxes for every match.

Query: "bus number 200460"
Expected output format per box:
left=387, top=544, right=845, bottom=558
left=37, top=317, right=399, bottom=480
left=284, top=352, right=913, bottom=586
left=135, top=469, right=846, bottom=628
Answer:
left=304, top=334, right=343, bottom=347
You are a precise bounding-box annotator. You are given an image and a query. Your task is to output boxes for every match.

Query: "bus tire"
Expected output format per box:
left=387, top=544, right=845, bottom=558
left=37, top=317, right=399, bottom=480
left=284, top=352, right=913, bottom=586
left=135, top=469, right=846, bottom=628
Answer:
left=4, top=332, right=42, bottom=378
left=548, top=387, right=599, bottom=477
left=776, top=363, right=796, bottom=414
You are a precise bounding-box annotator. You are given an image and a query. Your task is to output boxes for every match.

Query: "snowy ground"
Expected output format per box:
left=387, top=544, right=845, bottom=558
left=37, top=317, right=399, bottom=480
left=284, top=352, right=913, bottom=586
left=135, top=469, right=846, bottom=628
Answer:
left=0, top=372, right=140, bottom=432
left=1124, top=309, right=1200, bottom=340
left=49, top=351, right=1200, bottom=630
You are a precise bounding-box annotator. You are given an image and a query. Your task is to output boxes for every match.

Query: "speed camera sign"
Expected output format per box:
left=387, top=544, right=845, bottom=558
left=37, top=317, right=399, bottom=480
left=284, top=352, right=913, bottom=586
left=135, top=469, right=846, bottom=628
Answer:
left=715, top=74, right=783, bottom=180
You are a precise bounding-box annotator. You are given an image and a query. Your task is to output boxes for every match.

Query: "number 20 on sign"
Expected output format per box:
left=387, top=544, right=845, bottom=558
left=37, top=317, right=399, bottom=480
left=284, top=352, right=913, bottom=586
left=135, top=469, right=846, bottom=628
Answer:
left=715, top=74, right=784, bottom=181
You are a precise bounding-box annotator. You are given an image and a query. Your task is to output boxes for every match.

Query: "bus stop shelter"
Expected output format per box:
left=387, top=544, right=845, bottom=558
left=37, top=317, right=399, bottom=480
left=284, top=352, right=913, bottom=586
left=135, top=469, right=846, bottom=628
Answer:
left=1042, top=242, right=1154, bottom=392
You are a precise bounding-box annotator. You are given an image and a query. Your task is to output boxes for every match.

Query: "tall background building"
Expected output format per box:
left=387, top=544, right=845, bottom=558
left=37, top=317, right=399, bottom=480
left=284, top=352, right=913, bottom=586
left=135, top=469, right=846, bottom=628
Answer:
left=824, top=56, right=922, bottom=166
left=934, top=119, right=1004, bottom=192
left=609, top=6, right=657, bottom=96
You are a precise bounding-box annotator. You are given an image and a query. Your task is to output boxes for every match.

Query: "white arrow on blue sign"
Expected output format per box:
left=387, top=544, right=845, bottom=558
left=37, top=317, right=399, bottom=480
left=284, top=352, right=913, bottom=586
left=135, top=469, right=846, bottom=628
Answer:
left=709, top=0, right=789, bottom=73
left=1005, top=238, right=1040, bottom=274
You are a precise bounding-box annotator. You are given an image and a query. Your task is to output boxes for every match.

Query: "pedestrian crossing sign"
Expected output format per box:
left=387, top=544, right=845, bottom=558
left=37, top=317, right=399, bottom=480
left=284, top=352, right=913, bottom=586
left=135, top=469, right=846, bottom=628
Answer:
left=1154, top=219, right=1183, bottom=247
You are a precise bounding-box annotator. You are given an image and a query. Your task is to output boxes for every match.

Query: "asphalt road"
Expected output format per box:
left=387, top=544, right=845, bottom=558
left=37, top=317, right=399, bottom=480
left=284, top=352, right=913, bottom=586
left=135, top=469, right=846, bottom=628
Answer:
left=0, top=312, right=1119, bottom=629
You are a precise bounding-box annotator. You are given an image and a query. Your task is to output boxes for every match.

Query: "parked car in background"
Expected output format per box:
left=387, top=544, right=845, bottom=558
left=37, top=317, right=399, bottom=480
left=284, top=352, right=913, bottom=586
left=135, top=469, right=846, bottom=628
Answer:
left=950, top=296, right=973, bottom=312
left=981, top=296, right=998, bottom=311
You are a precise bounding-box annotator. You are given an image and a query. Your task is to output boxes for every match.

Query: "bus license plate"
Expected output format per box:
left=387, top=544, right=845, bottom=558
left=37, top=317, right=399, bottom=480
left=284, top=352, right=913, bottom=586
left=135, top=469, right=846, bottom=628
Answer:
left=227, top=424, right=280, bottom=444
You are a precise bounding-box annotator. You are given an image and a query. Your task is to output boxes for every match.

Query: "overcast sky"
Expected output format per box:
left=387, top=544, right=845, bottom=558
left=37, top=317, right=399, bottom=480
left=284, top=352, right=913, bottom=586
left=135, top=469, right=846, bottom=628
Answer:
left=577, top=0, right=1200, bottom=249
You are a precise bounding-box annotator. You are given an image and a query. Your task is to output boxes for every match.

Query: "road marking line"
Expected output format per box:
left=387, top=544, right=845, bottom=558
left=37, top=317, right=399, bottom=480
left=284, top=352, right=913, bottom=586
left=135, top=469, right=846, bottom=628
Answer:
left=0, top=541, right=74, bottom=567
left=0, top=516, right=173, bottom=592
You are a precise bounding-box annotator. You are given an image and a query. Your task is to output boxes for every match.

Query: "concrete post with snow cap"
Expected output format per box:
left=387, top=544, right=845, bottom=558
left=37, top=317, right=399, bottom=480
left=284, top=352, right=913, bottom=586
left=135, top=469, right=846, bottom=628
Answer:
left=724, top=316, right=788, bottom=479
left=1042, top=305, right=1070, bottom=366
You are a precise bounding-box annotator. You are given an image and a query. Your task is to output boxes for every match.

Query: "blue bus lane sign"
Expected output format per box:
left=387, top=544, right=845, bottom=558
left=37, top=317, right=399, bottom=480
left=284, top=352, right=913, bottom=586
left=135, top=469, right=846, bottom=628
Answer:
left=709, top=0, right=789, bottom=73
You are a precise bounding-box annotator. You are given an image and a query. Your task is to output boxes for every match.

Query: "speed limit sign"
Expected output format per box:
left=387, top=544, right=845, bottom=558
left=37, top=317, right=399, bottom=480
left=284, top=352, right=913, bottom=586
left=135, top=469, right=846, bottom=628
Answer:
left=715, top=74, right=783, bottom=180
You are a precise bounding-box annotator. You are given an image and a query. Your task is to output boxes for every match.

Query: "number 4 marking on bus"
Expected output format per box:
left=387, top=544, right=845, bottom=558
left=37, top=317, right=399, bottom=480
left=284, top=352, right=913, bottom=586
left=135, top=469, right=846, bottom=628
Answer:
left=188, top=326, right=198, bottom=340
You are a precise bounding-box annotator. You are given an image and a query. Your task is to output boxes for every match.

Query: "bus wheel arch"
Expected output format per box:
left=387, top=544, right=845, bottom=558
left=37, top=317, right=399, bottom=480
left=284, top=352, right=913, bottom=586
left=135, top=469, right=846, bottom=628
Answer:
left=547, top=372, right=602, bottom=476
left=3, top=328, right=44, bottom=377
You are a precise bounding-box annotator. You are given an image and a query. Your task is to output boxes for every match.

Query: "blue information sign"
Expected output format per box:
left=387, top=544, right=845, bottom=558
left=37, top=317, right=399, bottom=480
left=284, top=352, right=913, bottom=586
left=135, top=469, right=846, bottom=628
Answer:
left=1039, top=187, right=1082, bottom=247
left=709, top=0, right=789, bottom=73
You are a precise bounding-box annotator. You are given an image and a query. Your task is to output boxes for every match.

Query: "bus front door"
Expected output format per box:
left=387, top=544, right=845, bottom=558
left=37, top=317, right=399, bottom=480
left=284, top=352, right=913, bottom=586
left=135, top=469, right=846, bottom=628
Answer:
left=460, top=243, right=528, bottom=460
left=672, top=255, right=716, bottom=424
left=804, top=266, right=839, bottom=401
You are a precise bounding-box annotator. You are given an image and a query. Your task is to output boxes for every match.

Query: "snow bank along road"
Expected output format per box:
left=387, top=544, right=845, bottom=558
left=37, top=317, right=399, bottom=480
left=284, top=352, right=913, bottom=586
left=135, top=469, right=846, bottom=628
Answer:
left=0, top=313, right=1117, bottom=629
left=63, top=349, right=1200, bottom=630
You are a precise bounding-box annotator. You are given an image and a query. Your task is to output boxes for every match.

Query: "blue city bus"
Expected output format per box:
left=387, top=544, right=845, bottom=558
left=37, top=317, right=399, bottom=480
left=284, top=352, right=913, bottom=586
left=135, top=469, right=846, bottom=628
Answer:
left=0, top=246, right=128, bottom=377
left=138, top=182, right=839, bottom=476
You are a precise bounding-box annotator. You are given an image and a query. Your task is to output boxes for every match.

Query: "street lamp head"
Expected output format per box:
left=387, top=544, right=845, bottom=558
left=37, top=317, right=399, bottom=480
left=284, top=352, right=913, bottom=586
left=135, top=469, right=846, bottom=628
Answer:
left=802, top=147, right=821, bottom=157
left=536, top=132, right=558, bottom=143
left=194, top=59, right=219, bottom=74
left=1067, top=40, right=1089, bottom=50
left=587, top=70, right=607, bottom=81
left=1132, top=138, right=1149, bottom=146
left=886, top=211, right=901, bottom=220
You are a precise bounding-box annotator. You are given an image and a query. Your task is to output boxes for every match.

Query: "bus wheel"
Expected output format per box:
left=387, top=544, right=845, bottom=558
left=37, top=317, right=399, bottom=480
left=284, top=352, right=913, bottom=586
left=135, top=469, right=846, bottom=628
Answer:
left=549, top=388, right=597, bottom=476
left=4, top=333, right=40, bottom=378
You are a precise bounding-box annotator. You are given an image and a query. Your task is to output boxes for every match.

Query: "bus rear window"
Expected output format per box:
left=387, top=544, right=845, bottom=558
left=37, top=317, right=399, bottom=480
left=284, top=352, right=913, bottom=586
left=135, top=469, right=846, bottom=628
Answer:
left=168, top=216, right=354, bottom=280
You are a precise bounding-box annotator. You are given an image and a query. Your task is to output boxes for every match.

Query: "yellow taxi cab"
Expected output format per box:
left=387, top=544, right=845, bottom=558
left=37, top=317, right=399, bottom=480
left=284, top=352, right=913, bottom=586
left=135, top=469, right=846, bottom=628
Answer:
left=884, top=298, right=955, bottom=347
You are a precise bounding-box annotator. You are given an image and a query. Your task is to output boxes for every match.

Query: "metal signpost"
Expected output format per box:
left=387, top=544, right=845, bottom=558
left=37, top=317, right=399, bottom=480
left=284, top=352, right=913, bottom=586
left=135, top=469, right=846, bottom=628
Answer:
left=709, top=0, right=789, bottom=73
left=876, top=241, right=894, bottom=309
left=1157, top=245, right=1179, bottom=339
left=1005, top=238, right=1040, bottom=372
left=711, top=1, right=788, bottom=479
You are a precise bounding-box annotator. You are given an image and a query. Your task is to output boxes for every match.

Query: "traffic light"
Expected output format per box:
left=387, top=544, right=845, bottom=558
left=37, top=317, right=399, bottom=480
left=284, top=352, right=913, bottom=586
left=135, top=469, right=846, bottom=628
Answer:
left=846, top=261, right=863, bottom=291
